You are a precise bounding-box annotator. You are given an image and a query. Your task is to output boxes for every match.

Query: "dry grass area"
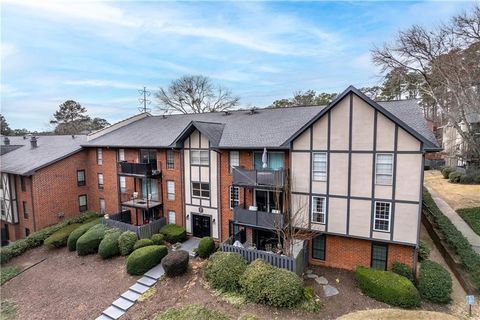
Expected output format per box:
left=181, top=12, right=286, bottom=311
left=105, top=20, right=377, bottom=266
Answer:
left=337, top=309, right=458, bottom=320
left=424, top=170, right=480, bottom=210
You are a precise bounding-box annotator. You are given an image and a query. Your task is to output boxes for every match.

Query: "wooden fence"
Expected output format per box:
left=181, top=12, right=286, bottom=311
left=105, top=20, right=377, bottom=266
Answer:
left=102, top=217, right=166, bottom=239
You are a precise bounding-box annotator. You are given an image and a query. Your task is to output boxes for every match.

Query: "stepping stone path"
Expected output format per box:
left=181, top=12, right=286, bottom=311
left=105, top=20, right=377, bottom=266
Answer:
left=96, top=264, right=165, bottom=320
left=323, top=284, right=339, bottom=297
left=315, top=276, right=328, bottom=285
left=305, top=272, right=339, bottom=297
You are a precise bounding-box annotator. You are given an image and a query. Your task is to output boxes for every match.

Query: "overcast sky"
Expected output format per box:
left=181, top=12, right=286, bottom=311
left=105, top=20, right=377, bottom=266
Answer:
left=1, top=0, right=474, bottom=131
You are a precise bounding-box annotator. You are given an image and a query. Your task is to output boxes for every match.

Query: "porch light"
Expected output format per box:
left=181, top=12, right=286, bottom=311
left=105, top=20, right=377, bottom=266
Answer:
left=213, top=218, right=216, bottom=224
left=186, top=214, right=190, bottom=220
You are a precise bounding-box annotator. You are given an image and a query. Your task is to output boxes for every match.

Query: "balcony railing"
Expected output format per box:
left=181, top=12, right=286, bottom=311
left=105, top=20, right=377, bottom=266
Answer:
left=118, top=162, right=161, bottom=178
left=232, top=167, right=285, bottom=188
left=233, top=205, right=283, bottom=229
left=120, top=191, right=162, bottom=210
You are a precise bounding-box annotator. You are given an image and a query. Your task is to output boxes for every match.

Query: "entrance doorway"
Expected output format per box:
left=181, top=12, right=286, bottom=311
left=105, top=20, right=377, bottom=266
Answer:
left=192, top=214, right=212, bottom=238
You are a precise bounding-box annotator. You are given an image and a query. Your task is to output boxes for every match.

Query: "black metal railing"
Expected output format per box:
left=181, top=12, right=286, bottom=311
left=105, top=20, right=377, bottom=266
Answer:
left=119, top=162, right=161, bottom=177
left=232, top=167, right=285, bottom=188
left=233, top=205, right=283, bottom=229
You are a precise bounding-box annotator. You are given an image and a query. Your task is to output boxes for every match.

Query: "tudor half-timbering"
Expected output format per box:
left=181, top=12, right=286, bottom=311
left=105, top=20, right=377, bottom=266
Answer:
left=288, top=87, right=439, bottom=270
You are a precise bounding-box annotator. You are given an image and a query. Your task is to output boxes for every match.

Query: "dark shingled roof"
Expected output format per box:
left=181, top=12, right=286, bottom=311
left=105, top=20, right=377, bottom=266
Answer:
left=0, top=135, right=86, bottom=175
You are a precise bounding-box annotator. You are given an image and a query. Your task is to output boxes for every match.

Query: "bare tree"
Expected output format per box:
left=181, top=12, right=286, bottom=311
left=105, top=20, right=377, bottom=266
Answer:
left=155, top=75, right=240, bottom=114
left=372, top=4, right=480, bottom=167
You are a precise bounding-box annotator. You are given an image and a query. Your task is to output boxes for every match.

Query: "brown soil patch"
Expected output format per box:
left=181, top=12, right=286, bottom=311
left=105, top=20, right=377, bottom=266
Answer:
left=1, top=246, right=138, bottom=320
left=338, top=309, right=458, bottom=320
left=424, top=170, right=480, bottom=210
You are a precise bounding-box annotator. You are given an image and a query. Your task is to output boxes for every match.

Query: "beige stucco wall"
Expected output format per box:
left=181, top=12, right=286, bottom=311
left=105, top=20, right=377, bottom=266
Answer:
left=329, top=153, right=348, bottom=195
left=312, top=116, right=328, bottom=150
left=327, top=197, right=347, bottom=234
left=350, top=153, right=373, bottom=198
left=396, top=154, right=422, bottom=202
left=352, top=95, right=375, bottom=151
left=393, top=202, right=419, bottom=244
left=397, top=127, right=421, bottom=151
left=291, top=152, right=310, bottom=193
left=376, top=113, right=395, bottom=151
left=291, top=193, right=309, bottom=229
left=349, top=199, right=371, bottom=238
left=330, top=97, right=350, bottom=150
left=293, top=127, right=311, bottom=150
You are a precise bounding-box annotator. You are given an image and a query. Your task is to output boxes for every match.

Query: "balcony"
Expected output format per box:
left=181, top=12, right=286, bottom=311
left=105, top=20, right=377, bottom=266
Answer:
left=232, top=167, right=285, bottom=189
left=120, top=192, right=162, bottom=210
left=118, top=162, right=161, bottom=178
left=233, top=205, right=283, bottom=230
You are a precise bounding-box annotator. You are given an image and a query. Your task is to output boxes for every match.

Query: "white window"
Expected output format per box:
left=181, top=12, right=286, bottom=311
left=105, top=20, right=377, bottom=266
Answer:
left=375, top=154, right=393, bottom=185
left=191, top=150, right=209, bottom=165
left=374, top=201, right=391, bottom=232
left=168, top=210, right=176, bottom=224
left=229, top=186, right=239, bottom=209
left=99, top=198, right=106, bottom=214
left=119, top=176, right=126, bottom=193
left=311, top=196, right=327, bottom=224
left=119, top=149, right=125, bottom=161
left=97, top=173, right=104, bottom=189
left=167, top=181, right=175, bottom=200
left=192, top=182, right=210, bottom=198
left=97, top=148, right=103, bottom=165
left=312, top=153, right=327, bottom=181
left=166, top=150, right=174, bottom=169
left=230, top=151, right=239, bottom=173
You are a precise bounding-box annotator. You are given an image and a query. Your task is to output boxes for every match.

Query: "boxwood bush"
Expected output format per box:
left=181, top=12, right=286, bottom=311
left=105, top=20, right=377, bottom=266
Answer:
left=118, top=231, right=138, bottom=256
left=162, top=250, right=189, bottom=277
left=67, top=219, right=100, bottom=251
left=355, top=266, right=420, bottom=308
left=151, top=233, right=165, bottom=245
left=44, top=223, right=82, bottom=248
left=197, top=237, right=215, bottom=259
left=204, top=251, right=247, bottom=292
left=76, top=224, right=107, bottom=256
left=441, top=166, right=456, bottom=179
left=240, top=259, right=304, bottom=308
left=391, top=261, right=414, bottom=282
left=98, top=229, right=122, bottom=259
left=418, top=260, right=452, bottom=304
left=126, top=245, right=168, bottom=275
left=418, top=240, right=430, bottom=261
left=448, top=171, right=464, bottom=183
left=423, top=188, right=480, bottom=289
left=133, top=238, right=154, bottom=251
left=159, top=224, right=187, bottom=244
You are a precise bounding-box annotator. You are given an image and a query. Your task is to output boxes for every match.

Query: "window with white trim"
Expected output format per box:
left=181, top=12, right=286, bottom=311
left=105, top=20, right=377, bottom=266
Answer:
left=99, top=198, right=106, bottom=214
left=79, top=195, right=88, bottom=212
left=229, top=186, right=239, bottom=209
left=375, top=153, right=393, bottom=185
left=118, top=149, right=125, bottom=161
left=96, top=148, right=103, bottom=165
left=119, top=176, right=126, bottom=193
left=311, top=196, right=327, bottom=224
left=167, top=181, right=175, bottom=200
left=229, top=151, right=239, bottom=173
left=191, top=150, right=209, bottom=165
left=312, top=152, right=327, bottom=181
left=166, top=150, right=174, bottom=169
left=97, top=173, right=104, bottom=190
left=192, top=182, right=210, bottom=198
left=374, top=201, right=391, bottom=232
left=168, top=210, right=176, bottom=224
left=77, top=170, right=86, bottom=186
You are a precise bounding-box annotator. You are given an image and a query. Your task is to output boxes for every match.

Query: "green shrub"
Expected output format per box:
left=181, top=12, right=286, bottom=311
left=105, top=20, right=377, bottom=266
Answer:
left=392, top=261, right=414, bottom=282
left=0, top=248, right=13, bottom=264
left=134, top=239, right=154, bottom=250
left=44, top=224, right=82, bottom=248
left=155, top=304, right=230, bottom=320
left=441, top=167, right=455, bottom=179
left=457, top=207, right=480, bottom=236
left=418, top=260, right=452, bottom=304
left=67, top=219, right=100, bottom=251
left=69, top=211, right=99, bottom=224
left=418, top=240, right=430, bottom=261
left=118, top=231, right=138, bottom=256
left=160, top=224, right=187, bottom=244
left=1, top=266, right=22, bottom=285
left=76, top=224, right=107, bottom=256
left=197, top=237, right=215, bottom=259
left=423, top=188, right=480, bottom=289
left=162, top=250, right=189, bottom=277
left=126, top=245, right=168, bottom=275
left=151, top=233, right=165, bottom=245
left=204, top=251, right=247, bottom=292
left=98, top=229, right=122, bottom=259
left=355, top=266, right=420, bottom=308
left=460, top=169, right=480, bottom=184
left=240, top=259, right=304, bottom=308
left=448, top=171, right=464, bottom=183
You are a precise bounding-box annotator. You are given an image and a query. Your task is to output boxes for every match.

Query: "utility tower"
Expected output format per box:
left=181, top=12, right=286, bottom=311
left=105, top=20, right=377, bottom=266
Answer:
left=138, top=86, right=151, bottom=113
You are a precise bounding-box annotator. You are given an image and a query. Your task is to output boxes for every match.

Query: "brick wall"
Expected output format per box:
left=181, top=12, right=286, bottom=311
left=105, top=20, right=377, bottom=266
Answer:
left=158, top=149, right=184, bottom=227
left=16, top=176, right=35, bottom=237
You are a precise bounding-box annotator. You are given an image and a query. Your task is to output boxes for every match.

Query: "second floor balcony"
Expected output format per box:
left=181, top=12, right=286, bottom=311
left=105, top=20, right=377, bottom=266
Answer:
left=118, top=161, right=161, bottom=178
left=232, top=166, right=286, bottom=189
left=233, top=204, right=284, bottom=230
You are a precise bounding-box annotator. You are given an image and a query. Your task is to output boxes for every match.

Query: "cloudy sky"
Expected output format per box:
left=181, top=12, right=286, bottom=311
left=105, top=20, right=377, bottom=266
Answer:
left=1, top=0, right=474, bottom=131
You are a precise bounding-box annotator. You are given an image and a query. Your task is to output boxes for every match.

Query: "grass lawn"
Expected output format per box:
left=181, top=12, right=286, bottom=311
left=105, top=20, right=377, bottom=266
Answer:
left=155, top=304, right=232, bottom=320
left=457, top=207, right=480, bottom=236
left=0, top=300, right=17, bottom=320
left=1, top=266, right=22, bottom=285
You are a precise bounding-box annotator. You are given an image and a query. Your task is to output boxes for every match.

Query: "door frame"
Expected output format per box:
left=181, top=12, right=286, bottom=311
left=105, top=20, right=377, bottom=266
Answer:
left=191, top=213, right=212, bottom=238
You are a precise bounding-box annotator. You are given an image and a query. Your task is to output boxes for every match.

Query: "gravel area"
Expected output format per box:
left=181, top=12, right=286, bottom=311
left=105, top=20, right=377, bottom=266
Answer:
left=1, top=246, right=138, bottom=320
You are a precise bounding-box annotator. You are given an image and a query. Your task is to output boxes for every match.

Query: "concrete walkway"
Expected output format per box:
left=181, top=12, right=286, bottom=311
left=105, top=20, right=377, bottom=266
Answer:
left=426, top=186, right=480, bottom=254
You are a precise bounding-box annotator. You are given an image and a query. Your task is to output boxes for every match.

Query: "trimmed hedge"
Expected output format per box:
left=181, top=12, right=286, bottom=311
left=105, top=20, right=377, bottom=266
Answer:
left=160, top=224, right=187, bottom=244
left=441, top=167, right=455, bottom=179
left=423, top=188, right=480, bottom=289
left=391, top=261, right=414, bottom=282
left=44, top=223, right=82, bottom=248
left=418, top=260, right=452, bottom=304
left=204, top=251, right=247, bottom=292
left=134, top=239, right=154, bottom=250
left=240, top=259, right=304, bottom=308
left=118, top=231, right=138, bottom=256
left=197, top=237, right=215, bottom=259
left=355, top=266, right=420, bottom=308
left=151, top=233, right=165, bottom=245
left=67, top=219, right=101, bottom=251
left=98, top=229, right=122, bottom=259
left=126, top=245, right=168, bottom=275
left=76, top=224, right=107, bottom=256
left=418, top=240, right=430, bottom=261
left=448, top=171, right=464, bottom=183
left=162, top=250, right=189, bottom=277
left=457, top=207, right=480, bottom=236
